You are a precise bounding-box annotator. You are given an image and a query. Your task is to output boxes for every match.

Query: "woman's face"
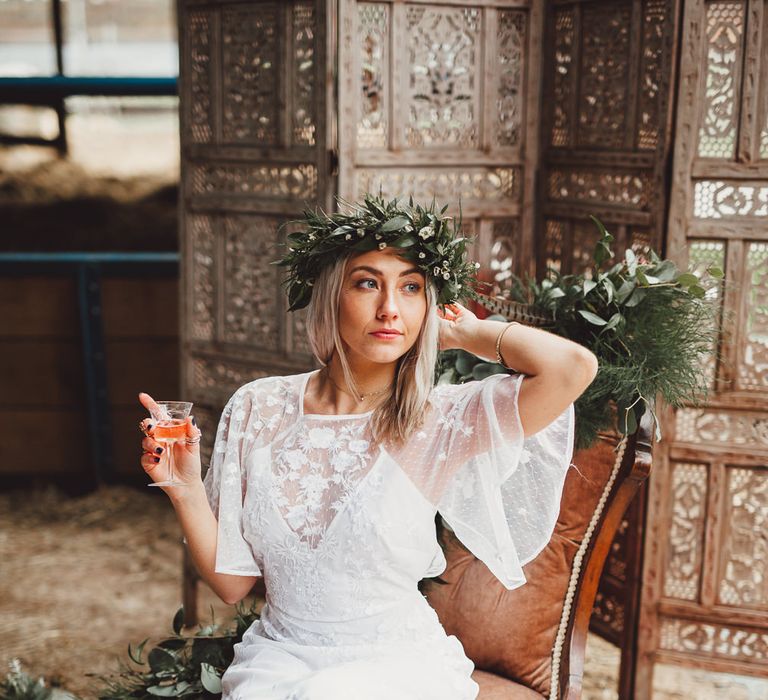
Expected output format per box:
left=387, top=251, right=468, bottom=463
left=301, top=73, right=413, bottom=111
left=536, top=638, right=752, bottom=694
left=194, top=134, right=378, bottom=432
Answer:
left=338, top=247, right=428, bottom=367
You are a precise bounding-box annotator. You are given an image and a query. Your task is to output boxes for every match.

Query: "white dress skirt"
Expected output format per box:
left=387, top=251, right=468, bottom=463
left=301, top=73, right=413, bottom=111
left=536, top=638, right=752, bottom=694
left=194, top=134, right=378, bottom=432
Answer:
left=203, top=369, right=575, bottom=699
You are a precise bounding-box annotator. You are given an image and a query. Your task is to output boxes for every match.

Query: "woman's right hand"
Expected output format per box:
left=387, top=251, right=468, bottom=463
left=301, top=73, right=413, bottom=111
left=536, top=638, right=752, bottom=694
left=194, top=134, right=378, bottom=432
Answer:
left=138, top=392, right=203, bottom=492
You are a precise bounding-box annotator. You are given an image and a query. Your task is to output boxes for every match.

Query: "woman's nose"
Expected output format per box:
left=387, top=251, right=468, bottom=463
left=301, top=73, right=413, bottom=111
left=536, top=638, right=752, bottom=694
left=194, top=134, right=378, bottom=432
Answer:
left=377, top=289, right=400, bottom=318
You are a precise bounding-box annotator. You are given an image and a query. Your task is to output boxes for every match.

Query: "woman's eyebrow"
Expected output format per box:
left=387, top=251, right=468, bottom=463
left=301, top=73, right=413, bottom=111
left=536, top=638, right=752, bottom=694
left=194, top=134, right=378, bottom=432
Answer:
left=348, top=265, right=423, bottom=277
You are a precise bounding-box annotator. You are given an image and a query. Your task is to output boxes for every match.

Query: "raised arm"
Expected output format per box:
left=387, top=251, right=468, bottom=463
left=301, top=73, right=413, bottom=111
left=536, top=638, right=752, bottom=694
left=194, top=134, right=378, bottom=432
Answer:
left=139, top=392, right=258, bottom=605
left=438, top=302, right=598, bottom=437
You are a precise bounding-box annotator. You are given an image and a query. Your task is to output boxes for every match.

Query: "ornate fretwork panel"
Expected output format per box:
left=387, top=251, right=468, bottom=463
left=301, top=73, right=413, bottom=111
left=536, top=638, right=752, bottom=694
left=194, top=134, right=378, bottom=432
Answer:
left=188, top=162, right=318, bottom=203
left=341, top=0, right=535, bottom=286
left=539, top=0, right=677, bottom=283
left=693, top=181, right=768, bottom=219
left=222, top=216, right=282, bottom=350
left=489, top=220, right=520, bottom=288
left=358, top=3, right=390, bottom=150
left=640, top=0, right=768, bottom=688
left=663, top=462, right=708, bottom=602
left=740, top=243, right=768, bottom=390
left=659, top=618, right=768, bottom=666
left=718, top=467, right=768, bottom=608
left=179, top=0, right=328, bottom=422
left=292, top=3, right=317, bottom=147
left=675, top=407, right=768, bottom=447
left=405, top=6, right=480, bottom=149
left=189, top=214, right=215, bottom=342
left=188, top=12, right=213, bottom=144
left=356, top=167, right=520, bottom=204
left=496, top=11, right=526, bottom=149
left=221, top=6, right=280, bottom=145
left=688, top=239, right=726, bottom=388
left=697, top=1, right=744, bottom=159
left=576, top=1, right=632, bottom=149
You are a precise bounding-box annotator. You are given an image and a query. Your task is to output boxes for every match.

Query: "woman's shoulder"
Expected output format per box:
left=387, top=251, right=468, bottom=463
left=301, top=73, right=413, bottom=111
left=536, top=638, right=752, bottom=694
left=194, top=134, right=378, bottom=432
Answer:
left=228, top=370, right=310, bottom=408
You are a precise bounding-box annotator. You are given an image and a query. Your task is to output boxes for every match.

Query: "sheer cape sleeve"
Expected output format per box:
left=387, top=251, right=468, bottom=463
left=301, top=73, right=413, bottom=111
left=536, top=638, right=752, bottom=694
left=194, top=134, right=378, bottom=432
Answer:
left=202, top=386, right=262, bottom=577
left=410, top=373, right=575, bottom=590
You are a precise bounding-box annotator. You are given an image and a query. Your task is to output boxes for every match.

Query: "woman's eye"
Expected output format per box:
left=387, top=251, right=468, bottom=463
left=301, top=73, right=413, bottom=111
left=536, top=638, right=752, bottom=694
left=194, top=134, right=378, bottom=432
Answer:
left=404, top=282, right=422, bottom=293
left=356, top=278, right=377, bottom=289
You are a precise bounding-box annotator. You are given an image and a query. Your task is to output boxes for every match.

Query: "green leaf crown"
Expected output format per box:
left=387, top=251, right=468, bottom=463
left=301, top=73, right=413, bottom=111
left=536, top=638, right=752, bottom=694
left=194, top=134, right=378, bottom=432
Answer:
left=274, top=193, right=482, bottom=311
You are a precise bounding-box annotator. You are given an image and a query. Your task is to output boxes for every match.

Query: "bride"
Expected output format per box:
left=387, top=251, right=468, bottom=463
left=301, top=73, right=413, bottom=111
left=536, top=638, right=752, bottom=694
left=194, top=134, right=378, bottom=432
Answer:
left=138, top=195, right=596, bottom=699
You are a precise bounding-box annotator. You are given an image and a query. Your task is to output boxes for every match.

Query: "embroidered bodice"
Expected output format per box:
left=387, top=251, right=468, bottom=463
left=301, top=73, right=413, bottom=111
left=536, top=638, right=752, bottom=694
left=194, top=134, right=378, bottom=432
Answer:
left=203, top=369, right=574, bottom=640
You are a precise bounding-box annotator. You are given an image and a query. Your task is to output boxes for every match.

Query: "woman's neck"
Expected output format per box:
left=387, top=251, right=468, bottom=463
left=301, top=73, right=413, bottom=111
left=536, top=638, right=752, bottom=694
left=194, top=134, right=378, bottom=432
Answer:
left=307, top=357, right=396, bottom=416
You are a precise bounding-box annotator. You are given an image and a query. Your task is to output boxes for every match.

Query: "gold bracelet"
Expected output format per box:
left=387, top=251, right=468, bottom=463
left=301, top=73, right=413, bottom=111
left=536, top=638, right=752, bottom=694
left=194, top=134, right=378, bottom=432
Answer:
left=495, top=321, right=520, bottom=370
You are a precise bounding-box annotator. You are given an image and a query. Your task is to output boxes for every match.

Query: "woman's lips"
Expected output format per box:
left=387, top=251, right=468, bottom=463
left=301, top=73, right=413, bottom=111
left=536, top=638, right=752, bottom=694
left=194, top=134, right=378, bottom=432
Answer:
left=370, top=331, right=402, bottom=340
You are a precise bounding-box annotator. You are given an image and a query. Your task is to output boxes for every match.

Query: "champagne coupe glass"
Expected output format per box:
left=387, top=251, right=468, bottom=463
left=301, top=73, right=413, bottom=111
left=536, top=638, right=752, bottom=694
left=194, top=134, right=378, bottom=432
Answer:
left=148, top=400, right=193, bottom=487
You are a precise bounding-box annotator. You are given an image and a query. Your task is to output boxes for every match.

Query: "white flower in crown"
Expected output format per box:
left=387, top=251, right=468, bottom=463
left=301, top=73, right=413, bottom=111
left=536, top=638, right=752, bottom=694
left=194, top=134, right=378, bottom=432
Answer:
left=418, top=225, right=435, bottom=240
left=308, top=426, right=336, bottom=449
left=378, top=242, right=386, bottom=250
left=442, top=272, right=450, bottom=280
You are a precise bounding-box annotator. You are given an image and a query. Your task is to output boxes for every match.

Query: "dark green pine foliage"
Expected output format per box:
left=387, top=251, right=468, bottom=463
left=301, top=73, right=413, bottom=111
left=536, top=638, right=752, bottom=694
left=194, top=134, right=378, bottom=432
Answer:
left=438, top=217, right=726, bottom=450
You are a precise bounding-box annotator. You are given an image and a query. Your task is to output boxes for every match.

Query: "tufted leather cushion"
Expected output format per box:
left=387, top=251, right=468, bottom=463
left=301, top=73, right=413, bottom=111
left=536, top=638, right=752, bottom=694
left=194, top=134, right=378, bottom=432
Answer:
left=425, top=436, right=620, bottom=698
left=472, top=670, right=545, bottom=699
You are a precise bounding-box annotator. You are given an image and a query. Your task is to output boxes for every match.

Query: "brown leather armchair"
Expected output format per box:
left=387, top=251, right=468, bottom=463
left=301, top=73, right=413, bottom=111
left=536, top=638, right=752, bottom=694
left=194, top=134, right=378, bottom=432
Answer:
left=422, top=419, right=653, bottom=700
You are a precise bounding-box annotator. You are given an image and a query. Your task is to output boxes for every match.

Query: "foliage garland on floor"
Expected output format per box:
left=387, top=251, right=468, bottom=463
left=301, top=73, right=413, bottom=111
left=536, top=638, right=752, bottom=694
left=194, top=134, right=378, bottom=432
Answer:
left=96, top=603, right=260, bottom=699
left=437, top=217, right=725, bottom=450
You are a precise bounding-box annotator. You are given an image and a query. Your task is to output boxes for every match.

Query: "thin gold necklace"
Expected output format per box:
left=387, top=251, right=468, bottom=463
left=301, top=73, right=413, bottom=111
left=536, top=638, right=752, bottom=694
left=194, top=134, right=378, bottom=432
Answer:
left=322, top=366, right=392, bottom=402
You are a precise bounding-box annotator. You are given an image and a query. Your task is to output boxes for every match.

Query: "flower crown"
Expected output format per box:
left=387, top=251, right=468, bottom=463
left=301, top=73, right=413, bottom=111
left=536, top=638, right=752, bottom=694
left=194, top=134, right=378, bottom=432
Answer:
left=275, top=194, right=482, bottom=312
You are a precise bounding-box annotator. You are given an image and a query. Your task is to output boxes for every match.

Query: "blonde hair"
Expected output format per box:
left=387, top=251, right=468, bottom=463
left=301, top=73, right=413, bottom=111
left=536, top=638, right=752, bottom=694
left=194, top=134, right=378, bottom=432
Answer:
left=305, top=252, right=439, bottom=446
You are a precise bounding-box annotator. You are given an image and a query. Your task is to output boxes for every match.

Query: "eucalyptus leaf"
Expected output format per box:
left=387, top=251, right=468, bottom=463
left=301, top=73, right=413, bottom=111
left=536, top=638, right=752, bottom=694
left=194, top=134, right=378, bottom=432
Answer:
left=158, top=638, right=187, bottom=652
left=602, top=277, right=616, bottom=304
left=601, top=313, right=623, bottom=332
left=455, top=350, right=476, bottom=376
left=676, top=272, right=699, bottom=287
left=577, top=310, right=608, bottom=326
left=128, top=639, right=149, bottom=665
left=200, top=664, right=223, bottom=694
left=624, top=287, right=647, bottom=307
left=615, top=279, right=635, bottom=303
left=708, top=266, right=724, bottom=278
left=379, top=216, right=410, bottom=232
left=583, top=279, right=598, bottom=296
left=172, top=607, right=185, bottom=636
left=653, top=260, right=678, bottom=282
left=147, top=681, right=192, bottom=697
left=148, top=648, right=177, bottom=673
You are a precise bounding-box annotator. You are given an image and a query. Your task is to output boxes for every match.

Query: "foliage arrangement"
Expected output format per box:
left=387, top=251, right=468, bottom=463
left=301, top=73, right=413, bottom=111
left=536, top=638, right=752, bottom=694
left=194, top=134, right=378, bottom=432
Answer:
left=97, top=603, right=259, bottom=699
left=1, top=660, right=56, bottom=700
left=275, top=193, right=482, bottom=311
left=438, top=217, right=725, bottom=450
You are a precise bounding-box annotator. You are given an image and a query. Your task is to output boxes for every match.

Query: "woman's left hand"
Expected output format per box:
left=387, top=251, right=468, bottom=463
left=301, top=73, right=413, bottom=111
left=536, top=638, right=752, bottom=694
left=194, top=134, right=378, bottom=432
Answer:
left=436, top=301, right=480, bottom=351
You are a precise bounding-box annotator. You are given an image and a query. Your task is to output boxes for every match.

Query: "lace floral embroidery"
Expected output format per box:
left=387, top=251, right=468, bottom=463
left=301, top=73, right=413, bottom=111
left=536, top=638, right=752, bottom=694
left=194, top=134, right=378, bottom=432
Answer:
left=270, top=418, right=378, bottom=549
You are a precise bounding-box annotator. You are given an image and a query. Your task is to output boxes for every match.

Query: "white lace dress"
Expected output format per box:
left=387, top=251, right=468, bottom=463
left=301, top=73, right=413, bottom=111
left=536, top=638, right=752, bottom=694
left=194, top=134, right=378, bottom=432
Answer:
left=203, top=369, right=575, bottom=700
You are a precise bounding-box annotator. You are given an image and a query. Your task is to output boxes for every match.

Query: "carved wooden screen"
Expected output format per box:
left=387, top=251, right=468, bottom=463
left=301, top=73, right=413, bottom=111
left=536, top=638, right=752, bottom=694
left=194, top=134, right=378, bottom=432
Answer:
left=178, top=0, right=330, bottom=448
left=537, top=1, right=679, bottom=694
left=636, top=0, right=768, bottom=692
left=336, top=0, right=544, bottom=287
left=537, top=0, right=679, bottom=274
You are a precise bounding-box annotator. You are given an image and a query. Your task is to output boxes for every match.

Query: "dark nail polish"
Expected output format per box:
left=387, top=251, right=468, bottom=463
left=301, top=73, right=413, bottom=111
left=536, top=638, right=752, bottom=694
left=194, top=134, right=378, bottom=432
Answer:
left=191, top=416, right=197, bottom=427
left=153, top=456, right=160, bottom=463
left=147, top=423, right=154, bottom=431
left=155, top=447, right=163, bottom=454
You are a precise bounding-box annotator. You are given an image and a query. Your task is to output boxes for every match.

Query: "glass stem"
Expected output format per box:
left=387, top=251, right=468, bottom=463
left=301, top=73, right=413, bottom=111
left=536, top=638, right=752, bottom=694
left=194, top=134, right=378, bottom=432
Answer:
left=167, top=442, right=175, bottom=483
